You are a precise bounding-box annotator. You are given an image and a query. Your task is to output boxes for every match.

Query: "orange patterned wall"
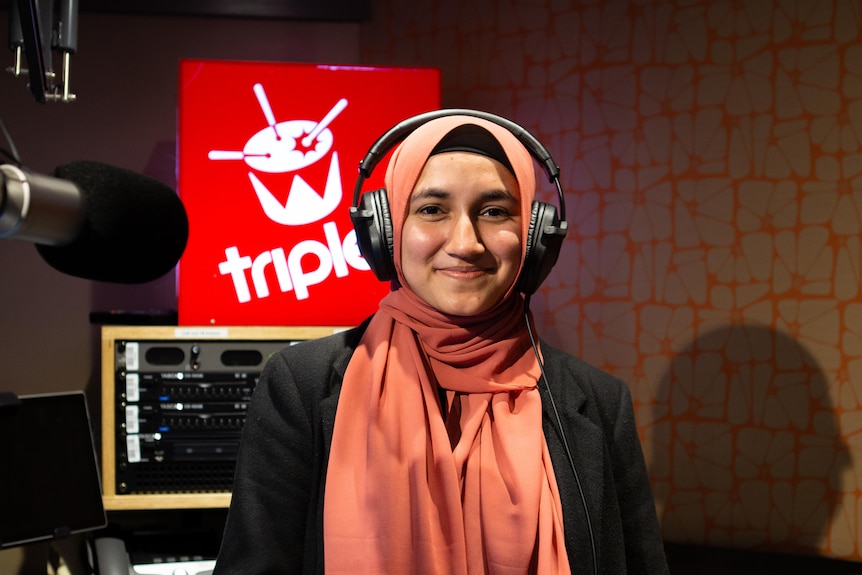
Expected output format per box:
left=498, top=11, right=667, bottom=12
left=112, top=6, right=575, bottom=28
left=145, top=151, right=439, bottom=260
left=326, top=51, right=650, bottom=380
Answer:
left=361, top=0, right=862, bottom=561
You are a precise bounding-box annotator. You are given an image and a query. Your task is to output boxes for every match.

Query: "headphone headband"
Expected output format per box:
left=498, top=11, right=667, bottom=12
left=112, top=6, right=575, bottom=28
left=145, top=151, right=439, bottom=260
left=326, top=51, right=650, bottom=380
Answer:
left=353, top=109, right=565, bottom=221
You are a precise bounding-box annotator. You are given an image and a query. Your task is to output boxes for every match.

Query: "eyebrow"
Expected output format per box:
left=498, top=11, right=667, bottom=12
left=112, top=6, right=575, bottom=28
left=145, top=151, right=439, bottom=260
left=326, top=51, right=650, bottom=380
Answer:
left=409, top=188, right=517, bottom=203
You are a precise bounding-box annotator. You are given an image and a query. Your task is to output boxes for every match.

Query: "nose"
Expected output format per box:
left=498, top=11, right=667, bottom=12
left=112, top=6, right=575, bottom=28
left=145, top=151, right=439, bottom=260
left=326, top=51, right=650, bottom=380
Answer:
left=445, top=213, right=485, bottom=259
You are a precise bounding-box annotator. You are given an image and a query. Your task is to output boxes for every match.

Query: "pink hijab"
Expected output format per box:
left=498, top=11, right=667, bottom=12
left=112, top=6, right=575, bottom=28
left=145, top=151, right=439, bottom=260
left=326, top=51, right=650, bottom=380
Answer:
left=323, top=115, right=571, bottom=574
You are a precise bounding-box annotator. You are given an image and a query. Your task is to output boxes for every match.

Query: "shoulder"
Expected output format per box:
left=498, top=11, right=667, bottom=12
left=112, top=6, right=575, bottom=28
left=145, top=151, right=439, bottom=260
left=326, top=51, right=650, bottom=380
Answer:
left=538, top=340, right=633, bottom=422
left=540, top=341, right=627, bottom=393
left=274, top=318, right=368, bottom=369
left=257, top=317, right=371, bottom=405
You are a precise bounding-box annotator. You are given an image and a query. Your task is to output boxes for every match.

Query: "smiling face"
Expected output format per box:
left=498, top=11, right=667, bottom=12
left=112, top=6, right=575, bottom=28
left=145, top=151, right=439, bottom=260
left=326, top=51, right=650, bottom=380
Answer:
left=399, top=151, right=523, bottom=316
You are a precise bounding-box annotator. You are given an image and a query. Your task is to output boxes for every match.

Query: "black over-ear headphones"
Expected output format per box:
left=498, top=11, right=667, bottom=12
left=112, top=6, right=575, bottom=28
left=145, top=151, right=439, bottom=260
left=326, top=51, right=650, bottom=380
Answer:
left=349, top=109, right=568, bottom=295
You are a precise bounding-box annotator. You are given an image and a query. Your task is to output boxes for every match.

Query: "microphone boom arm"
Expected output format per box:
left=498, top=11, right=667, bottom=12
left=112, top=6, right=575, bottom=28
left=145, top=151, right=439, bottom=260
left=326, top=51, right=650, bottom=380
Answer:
left=6, top=0, right=78, bottom=103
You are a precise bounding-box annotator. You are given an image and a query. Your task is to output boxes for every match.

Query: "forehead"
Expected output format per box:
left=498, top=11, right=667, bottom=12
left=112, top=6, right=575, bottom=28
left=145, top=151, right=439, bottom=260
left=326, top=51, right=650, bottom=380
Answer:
left=411, top=152, right=520, bottom=197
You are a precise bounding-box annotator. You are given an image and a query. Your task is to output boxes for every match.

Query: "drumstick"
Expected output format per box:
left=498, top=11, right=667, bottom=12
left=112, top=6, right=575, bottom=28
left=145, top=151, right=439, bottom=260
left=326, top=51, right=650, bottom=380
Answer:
left=301, top=98, right=348, bottom=147
left=254, top=83, right=281, bottom=140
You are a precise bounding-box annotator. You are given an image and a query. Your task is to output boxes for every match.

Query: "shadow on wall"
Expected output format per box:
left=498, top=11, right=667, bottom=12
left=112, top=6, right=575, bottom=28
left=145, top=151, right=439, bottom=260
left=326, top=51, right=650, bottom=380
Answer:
left=648, top=324, right=851, bottom=558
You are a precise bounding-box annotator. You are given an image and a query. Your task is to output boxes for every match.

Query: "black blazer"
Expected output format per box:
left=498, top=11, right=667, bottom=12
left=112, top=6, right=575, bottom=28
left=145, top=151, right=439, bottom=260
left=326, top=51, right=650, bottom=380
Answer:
left=214, top=318, right=669, bottom=574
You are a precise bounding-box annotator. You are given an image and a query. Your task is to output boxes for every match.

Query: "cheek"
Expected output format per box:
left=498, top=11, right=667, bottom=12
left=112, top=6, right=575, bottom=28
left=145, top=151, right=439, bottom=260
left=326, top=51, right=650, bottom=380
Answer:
left=497, top=230, right=524, bottom=272
left=398, top=223, right=434, bottom=278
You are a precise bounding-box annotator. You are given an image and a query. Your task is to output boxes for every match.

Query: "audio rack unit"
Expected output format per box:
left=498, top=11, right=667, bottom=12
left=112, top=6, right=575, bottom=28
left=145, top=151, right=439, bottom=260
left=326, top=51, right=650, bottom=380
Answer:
left=101, top=325, right=346, bottom=510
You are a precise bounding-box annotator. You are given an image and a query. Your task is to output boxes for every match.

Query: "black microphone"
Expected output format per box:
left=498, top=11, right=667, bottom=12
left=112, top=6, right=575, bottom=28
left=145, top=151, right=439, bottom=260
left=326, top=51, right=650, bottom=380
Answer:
left=0, top=160, right=189, bottom=283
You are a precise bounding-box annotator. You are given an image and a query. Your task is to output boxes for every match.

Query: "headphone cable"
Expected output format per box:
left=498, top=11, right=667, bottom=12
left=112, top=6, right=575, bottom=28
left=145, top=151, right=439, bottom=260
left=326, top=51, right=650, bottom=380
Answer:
left=524, top=295, right=598, bottom=575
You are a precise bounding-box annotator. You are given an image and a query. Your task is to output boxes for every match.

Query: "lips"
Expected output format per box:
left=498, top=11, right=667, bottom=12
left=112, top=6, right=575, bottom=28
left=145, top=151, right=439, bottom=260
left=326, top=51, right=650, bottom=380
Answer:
left=437, top=266, right=490, bottom=279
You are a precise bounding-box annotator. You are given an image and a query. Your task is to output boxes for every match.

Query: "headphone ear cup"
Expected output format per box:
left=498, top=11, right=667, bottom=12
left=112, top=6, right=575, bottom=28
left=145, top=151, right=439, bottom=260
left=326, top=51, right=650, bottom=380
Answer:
left=349, top=188, right=396, bottom=281
left=519, top=201, right=566, bottom=295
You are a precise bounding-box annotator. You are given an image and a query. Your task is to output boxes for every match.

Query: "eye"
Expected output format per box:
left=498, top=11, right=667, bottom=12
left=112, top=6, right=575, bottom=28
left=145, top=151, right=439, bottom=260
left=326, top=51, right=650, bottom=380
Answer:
left=481, top=206, right=512, bottom=219
left=417, top=204, right=444, bottom=216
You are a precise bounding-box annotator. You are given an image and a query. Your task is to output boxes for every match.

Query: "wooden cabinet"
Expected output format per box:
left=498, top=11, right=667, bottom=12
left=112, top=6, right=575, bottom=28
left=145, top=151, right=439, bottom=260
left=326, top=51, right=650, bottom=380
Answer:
left=99, top=325, right=345, bottom=510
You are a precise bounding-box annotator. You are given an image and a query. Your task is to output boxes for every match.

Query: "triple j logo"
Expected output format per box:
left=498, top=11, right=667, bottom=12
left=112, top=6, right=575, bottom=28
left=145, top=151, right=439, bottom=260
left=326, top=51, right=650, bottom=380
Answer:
left=207, top=83, right=370, bottom=304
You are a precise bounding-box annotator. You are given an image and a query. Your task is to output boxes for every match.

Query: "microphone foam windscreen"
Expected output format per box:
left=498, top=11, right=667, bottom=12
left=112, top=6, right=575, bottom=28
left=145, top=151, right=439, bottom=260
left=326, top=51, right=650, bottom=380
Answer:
left=36, top=161, right=189, bottom=284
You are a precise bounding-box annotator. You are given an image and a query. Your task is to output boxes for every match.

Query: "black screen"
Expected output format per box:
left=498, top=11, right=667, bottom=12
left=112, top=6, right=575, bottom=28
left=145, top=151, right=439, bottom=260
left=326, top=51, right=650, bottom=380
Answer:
left=0, top=392, right=106, bottom=548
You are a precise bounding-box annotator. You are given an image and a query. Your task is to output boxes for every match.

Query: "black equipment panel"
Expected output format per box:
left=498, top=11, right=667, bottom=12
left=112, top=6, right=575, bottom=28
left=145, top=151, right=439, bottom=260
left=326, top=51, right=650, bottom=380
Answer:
left=112, top=339, right=291, bottom=494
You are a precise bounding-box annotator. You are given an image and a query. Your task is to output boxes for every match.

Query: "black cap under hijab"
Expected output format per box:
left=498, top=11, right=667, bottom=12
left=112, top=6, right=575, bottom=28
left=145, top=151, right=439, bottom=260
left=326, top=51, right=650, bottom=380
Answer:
left=429, top=123, right=515, bottom=174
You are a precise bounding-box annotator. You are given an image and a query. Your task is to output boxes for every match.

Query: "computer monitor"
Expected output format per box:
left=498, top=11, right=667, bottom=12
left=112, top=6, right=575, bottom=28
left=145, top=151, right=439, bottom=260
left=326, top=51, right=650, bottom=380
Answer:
left=0, top=391, right=106, bottom=548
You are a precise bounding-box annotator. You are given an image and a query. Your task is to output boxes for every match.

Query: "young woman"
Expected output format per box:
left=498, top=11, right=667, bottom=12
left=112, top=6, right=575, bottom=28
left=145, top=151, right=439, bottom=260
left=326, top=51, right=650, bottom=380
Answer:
left=213, top=113, right=669, bottom=574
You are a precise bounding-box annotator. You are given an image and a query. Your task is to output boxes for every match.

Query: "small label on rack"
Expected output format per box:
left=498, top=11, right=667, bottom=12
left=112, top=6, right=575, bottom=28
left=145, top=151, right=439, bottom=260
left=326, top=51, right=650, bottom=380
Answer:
left=125, top=342, right=140, bottom=371
left=126, top=373, right=140, bottom=402
left=126, top=434, right=141, bottom=463
left=174, top=328, right=229, bottom=339
left=125, top=405, right=139, bottom=434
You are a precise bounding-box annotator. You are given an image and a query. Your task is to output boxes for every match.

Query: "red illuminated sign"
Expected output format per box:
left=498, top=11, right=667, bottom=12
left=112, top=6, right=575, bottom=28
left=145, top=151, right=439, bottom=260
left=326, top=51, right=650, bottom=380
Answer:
left=177, top=60, right=440, bottom=326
